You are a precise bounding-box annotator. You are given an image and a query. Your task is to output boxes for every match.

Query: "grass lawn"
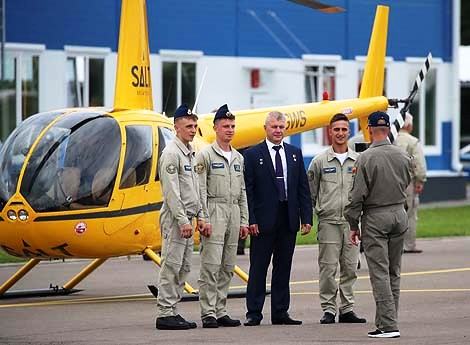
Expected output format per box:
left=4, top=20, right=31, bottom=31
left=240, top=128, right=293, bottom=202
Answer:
left=296, top=205, right=470, bottom=245
left=1, top=205, right=470, bottom=264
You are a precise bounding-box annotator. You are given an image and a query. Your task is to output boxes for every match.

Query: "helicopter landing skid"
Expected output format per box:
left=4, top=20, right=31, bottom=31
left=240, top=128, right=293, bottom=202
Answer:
left=0, top=286, right=82, bottom=299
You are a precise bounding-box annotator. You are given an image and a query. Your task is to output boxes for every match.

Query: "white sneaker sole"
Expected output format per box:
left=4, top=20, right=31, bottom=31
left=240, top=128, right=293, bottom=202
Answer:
left=368, top=331, right=401, bottom=338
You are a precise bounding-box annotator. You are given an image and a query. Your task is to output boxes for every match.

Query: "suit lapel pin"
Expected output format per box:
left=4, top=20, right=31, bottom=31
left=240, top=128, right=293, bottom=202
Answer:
left=293, top=154, right=297, bottom=162
left=259, top=158, right=263, bottom=165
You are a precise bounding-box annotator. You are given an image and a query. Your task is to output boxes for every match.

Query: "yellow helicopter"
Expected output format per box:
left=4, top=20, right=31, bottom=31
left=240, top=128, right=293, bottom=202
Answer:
left=0, top=0, right=390, bottom=297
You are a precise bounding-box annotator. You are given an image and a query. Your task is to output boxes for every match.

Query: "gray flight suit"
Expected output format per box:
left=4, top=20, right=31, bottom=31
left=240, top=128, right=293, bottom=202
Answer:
left=394, top=130, right=427, bottom=251
left=157, top=136, right=205, bottom=317
left=344, top=139, right=412, bottom=332
left=308, top=147, right=359, bottom=316
left=196, top=141, right=249, bottom=319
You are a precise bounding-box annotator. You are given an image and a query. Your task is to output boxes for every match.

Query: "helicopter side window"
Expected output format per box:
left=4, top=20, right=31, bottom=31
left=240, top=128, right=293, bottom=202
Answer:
left=155, top=126, right=175, bottom=181
left=120, top=125, right=153, bottom=189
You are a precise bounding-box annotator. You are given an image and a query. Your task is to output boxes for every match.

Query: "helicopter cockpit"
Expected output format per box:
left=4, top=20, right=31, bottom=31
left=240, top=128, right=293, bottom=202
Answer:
left=0, top=111, right=122, bottom=213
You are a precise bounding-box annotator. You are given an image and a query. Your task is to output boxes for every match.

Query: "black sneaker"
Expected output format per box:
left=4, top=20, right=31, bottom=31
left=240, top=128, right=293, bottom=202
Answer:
left=156, top=315, right=191, bottom=330
left=368, top=329, right=400, bottom=338
left=175, top=314, right=197, bottom=329
left=338, top=311, right=366, bottom=323
left=320, top=312, right=335, bottom=324
left=217, top=315, right=241, bottom=327
left=202, top=316, right=219, bottom=328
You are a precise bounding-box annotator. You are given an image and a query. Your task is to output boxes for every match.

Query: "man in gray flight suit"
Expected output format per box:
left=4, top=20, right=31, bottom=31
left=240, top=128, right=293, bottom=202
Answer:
left=308, top=113, right=366, bottom=325
left=196, top=104, right=249, bottom=328
left=156, top=103, right=206, bottom=330
left=344, top=111, right=412, bottom=339
left=394, top=112, right=427, bottom=253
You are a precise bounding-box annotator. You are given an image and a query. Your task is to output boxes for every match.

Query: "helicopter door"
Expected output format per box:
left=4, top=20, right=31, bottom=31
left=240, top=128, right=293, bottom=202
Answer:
left=155, top=126, right=175, bottom=181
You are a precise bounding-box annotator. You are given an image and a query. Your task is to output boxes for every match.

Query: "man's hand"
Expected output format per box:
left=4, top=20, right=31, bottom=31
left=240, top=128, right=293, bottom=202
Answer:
left=301, top=223, right=312, bottom=236
left=200, top=223, right=212, bottom=237
left=197, top=219, right=205, bottom=232
left=240, top=226, right=249, bottom=239
left=179, top=224, right=193, bottom=239
left=415, top=182, right=424, bottom=194
left=249, top=224, right=259, bottom=236
left=350, top=230, right=361, bottom=246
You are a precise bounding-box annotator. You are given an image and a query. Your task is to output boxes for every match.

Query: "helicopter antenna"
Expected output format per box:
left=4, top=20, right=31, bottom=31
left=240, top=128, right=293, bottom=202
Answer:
left=192, top=67, right=208, bottom=114
left=162, top=81, right=173, bottom=117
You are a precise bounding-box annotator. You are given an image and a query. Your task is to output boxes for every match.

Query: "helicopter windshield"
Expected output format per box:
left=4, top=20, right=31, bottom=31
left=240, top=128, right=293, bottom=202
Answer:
left=20, top=112, right=121, bottom=212
left=0, top=111, right=63, bottom=211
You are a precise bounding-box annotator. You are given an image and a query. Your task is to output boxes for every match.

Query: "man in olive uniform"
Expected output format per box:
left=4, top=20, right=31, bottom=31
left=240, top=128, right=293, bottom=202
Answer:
left=394, top=112, right=427, bottom=253
left=156, top=104, right=206, bottom=330
left=196, top=104, right=249, bottom=328
left=344, top=111, right=412, bottom=339
left=308, top=113, right=366, bottom=325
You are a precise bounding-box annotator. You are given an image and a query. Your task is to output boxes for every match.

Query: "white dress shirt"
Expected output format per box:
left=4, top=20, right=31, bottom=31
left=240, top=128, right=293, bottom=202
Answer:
left=265, top=139, right=288, bottom=197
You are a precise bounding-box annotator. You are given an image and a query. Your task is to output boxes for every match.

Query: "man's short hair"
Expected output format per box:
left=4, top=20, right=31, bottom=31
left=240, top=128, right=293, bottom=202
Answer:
left=329, top=113, right=349, bottom=126
left=265, top=111, right=286, bottom=126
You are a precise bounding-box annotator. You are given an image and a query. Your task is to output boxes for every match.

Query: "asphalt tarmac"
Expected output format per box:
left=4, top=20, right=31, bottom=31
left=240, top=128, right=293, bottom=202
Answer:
left=0, top=237, right=469, bottom=345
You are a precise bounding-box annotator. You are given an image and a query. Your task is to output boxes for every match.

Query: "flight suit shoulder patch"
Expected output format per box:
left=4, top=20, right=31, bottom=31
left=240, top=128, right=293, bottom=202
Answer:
left=196, top=163, right=205, bottom=174
left=307, top=170, right=314, bottom=181
left=166, top=163, right=177, bottom=174
left=323, top=167, right=336, bottom=174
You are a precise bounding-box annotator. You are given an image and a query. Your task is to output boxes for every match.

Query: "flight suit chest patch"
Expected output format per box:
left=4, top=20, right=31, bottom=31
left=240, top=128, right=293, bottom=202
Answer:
left=211, top=162, right=224, bottom=169
left=184, top=165, right=192, bottom=172
left=234, top=164, right=241, bottom=172
left=323, top=167, right=336, bottom=174
left=347, top=166, right=353, bottom=173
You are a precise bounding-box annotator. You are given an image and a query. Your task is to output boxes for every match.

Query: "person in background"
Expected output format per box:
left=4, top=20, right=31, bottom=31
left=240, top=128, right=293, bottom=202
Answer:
left=394, top=112, right=427, bottom=254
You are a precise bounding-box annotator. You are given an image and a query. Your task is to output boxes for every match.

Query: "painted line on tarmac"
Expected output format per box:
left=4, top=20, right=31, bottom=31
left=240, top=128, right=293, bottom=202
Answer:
left=292, top=288, right=470, bottom=296
left=1, top=267, right=469, bottom=309
left=231, top=267, right=470, bottom=289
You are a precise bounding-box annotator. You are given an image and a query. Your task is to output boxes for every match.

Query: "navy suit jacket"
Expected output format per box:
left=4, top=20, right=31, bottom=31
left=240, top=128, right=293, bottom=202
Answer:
left=243, top=141, right=312, bottom=234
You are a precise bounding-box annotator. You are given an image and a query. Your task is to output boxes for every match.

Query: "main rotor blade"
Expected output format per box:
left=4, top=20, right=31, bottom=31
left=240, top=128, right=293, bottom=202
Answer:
left=287, top=0, right=345, bottom=13
left=388, top=52, right=433, bottom=143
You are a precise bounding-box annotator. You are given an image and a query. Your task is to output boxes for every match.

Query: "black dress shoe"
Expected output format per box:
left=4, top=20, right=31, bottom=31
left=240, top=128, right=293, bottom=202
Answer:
left=243, top=318, right=261, bottom=326
left=320, top=312, right=335, bottom=324
left=175, top=314, right=197, bottom=328
left=202, top=316, right=219, bottom=328
left=217, top=315, right=241, bottom=327
left=403, top=249, right=423, bottom=254
left=338, top=311, right=366, bottom=323
left=272, top=316, right=302, bottom=325
left=156, top=316, right=191, bottom=330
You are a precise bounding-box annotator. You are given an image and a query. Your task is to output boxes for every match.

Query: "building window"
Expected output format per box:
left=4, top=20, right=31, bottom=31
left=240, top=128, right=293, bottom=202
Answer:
left=159, top=50, right=202, bottom=117
left=302, top=65, right=336, bottom=148
left=409, top=68, right=437, bottom=146
left=0, top=49, right=40, bottom=142
left=66, top=56, right=104, bottom=108
left=162, top=61, right=196, bottom=117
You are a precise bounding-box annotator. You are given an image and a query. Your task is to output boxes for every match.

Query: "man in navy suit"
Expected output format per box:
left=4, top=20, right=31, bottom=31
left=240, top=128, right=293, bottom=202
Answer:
left=243, top=111, right=312, bottom=326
